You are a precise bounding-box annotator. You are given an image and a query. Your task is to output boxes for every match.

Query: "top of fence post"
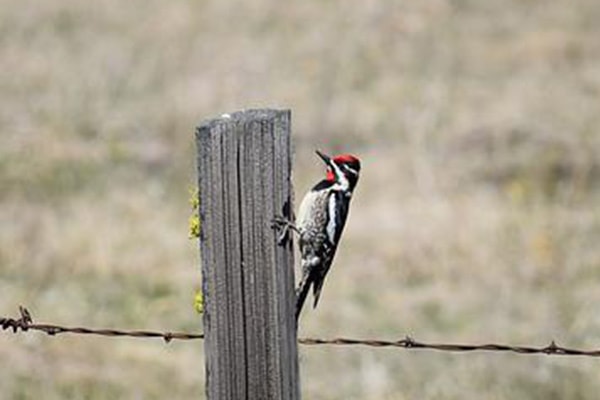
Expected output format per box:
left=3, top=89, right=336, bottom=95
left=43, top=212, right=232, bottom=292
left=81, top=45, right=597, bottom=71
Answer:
left=195, top=109, right=299, bottom=400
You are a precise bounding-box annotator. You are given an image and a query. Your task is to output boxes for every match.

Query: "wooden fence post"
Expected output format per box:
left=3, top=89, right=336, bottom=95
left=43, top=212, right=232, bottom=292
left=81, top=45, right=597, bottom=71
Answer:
left=196, top=109, right=299, bottom=399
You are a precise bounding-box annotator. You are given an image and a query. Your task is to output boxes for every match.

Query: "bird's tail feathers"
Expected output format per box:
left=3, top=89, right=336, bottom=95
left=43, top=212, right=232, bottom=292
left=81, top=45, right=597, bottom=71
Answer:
left=295, top=274, right=312, bottom=321
left=311, top=277, right=325, bottom=309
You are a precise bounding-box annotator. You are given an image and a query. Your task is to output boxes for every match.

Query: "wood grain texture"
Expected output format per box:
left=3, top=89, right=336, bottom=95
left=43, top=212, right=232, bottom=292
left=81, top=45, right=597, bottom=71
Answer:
left=196, top=109, right=299, bottom=400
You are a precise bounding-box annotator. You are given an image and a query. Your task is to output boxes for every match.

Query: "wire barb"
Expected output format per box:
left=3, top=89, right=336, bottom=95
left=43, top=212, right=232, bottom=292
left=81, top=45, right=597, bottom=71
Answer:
left=3, top=307, right=600, bottom=357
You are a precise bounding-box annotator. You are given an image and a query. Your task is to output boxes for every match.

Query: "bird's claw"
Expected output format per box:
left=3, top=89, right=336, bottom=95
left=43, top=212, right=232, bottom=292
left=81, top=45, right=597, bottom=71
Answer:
left=271, top=215, right=297, bottom=245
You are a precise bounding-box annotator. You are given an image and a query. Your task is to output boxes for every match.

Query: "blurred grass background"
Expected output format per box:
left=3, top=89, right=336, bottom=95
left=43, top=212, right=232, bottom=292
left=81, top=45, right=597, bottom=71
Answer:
left=1, top=0, right=599, bottom=398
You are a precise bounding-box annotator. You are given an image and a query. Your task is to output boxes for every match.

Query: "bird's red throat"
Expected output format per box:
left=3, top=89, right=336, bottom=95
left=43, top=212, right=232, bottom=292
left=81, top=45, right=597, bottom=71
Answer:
left=325, top=169, right=335, bottom=181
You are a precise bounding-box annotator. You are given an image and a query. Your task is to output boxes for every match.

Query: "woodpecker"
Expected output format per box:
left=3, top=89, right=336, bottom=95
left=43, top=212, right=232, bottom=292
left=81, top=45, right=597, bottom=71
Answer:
left=276, top=150, right=361, bottom=321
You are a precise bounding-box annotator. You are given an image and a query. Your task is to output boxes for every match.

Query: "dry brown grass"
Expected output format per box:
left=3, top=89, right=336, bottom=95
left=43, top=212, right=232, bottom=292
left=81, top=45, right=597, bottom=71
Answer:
left=1, top=0, right=599, bottom=398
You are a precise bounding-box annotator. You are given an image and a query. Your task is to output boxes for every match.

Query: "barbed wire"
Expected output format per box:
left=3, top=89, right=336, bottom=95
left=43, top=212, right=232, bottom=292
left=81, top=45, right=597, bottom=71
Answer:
left=3, top=306, right=600, bottom=357
left=1, top=306, right=203, bottom=343
left=298, top=337, right=600, bottom=356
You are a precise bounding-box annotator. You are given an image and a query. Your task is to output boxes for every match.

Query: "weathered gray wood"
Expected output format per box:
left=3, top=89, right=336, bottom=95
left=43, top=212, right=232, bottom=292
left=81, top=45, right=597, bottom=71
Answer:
left=196, top=109, right=299, bottom=400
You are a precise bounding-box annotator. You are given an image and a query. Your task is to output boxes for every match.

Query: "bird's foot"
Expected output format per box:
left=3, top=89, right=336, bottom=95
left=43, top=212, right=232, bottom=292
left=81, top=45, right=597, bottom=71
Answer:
left=271, top=215, right=299, bottom=245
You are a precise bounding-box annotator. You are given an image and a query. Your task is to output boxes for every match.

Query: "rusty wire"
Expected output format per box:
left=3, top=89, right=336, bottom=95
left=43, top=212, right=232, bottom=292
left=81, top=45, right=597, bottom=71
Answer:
left=0, top=306, right=203, bottom=343
left=3, top=306, right=600, bottom=357
left=298, top=337, right=600, bottom=356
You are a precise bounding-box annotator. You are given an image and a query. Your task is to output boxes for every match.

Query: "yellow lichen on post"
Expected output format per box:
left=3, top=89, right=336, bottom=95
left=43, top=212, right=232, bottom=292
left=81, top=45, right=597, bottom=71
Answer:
left=193, top=289, right=204, bottom=314
left=190, top=187, right=203, bottom=313
left=188, top=187, right=200, bottom=239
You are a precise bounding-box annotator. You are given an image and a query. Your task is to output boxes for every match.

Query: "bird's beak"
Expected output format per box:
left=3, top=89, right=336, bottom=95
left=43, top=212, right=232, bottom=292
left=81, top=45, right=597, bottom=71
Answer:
left=315, top=150, right=331, bottom=166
